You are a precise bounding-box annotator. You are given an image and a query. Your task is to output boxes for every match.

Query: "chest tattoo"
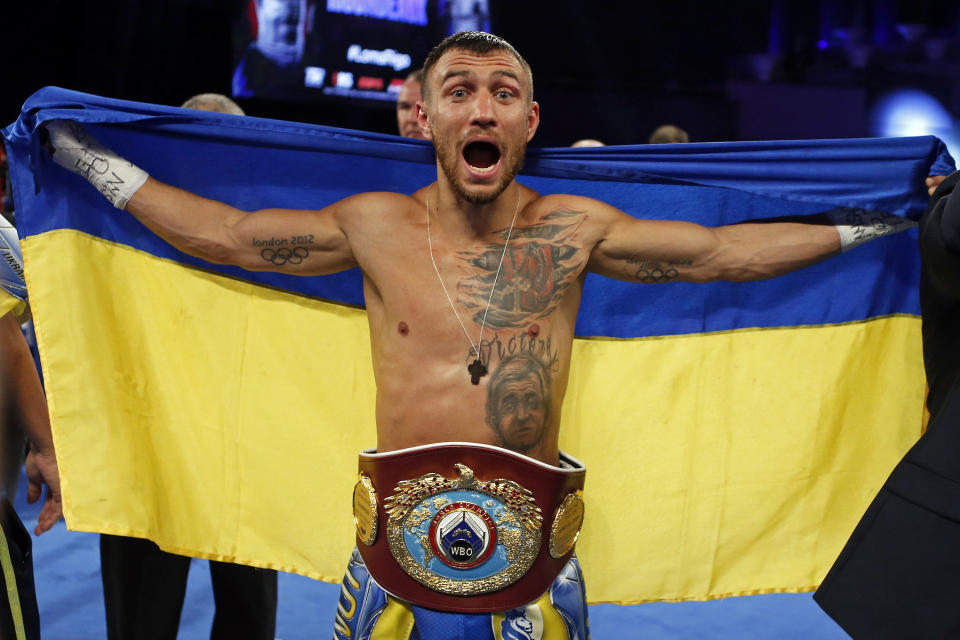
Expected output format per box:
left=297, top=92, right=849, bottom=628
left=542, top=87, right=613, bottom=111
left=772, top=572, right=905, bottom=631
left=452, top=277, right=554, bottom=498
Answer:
left=455, top=210, right=585, bottom=329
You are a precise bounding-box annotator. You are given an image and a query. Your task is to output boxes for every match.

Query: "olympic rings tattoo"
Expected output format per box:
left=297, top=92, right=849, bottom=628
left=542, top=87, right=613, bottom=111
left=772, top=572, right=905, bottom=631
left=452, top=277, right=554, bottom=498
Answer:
left=261, top=246, right=309, bottom=265
left=635, top=267, right=679, bottom=283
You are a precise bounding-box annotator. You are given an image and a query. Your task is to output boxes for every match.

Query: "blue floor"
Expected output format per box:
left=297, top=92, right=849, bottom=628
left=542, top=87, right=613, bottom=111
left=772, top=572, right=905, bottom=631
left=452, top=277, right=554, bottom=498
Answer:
left=14, top=478, right=849, bottom=639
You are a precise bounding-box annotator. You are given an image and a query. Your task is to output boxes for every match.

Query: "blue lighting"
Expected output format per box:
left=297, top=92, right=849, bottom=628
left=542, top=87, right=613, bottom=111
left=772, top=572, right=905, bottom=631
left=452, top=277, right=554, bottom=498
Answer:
left=871, top=89, right=959, bottom=159
left=817, top=39, right=829, bottom=50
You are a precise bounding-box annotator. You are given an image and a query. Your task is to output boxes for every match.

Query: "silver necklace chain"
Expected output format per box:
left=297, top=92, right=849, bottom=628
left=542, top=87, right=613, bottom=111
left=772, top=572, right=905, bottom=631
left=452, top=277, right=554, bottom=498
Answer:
left=426, top=185, right=522, bottom=365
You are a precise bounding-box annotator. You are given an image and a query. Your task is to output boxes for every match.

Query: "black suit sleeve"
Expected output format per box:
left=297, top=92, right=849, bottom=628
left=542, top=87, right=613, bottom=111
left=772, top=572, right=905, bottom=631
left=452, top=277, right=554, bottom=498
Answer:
left=920, top=171, right=960, bottom=299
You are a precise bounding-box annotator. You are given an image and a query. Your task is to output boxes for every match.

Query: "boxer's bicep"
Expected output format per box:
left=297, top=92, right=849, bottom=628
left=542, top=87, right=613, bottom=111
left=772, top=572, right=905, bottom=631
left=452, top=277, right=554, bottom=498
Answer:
left=591, top=206, right=846, bottom=283
left=588, top=212, right=721, bottom=283
left=128, top=179, right=353, bottom=275
left=45, top=120, right=360, bottom=276
left=227, top=204, right=356, bottom=275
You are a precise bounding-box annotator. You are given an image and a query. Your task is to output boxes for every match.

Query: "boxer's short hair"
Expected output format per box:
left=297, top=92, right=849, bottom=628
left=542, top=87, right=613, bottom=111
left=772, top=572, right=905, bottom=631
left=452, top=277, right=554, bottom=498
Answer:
left=421, top=31, right=533, bottom=103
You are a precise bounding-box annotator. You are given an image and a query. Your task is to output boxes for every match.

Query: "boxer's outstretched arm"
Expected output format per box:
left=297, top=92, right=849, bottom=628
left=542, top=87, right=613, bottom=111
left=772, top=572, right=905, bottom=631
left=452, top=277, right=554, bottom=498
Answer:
left=46, top=121, right=358, bottom=276
left=586, top=197, right=912, bottom=283
left=128, top=179, right=359, bottom=275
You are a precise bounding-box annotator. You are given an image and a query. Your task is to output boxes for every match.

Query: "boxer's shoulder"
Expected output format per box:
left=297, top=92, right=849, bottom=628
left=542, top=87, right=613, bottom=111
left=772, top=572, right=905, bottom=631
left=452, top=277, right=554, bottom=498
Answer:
left=337, top=190, right=416, bottom=207
left=527, top=192, right=610, bottom=216
left=523, top=193, right=620, bottom=241
left=331, top=191, right=422, bottom=223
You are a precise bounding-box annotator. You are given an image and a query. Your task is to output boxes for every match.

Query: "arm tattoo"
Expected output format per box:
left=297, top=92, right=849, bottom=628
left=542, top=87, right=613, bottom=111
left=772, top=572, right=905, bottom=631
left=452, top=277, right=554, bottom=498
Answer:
left=626, top=256, right=691, bottom=283
left=252, top=235, right=313, bottom=266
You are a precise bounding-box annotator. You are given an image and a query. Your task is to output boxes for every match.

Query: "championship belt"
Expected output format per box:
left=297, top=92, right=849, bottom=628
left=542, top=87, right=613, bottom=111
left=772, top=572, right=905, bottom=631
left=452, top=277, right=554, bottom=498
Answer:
left=352, top=442, right=586, bottom=613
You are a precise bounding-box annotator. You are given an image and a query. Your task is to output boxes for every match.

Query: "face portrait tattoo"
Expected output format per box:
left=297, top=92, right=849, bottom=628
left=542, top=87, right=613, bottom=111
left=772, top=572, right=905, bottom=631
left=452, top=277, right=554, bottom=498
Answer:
left=485, top=352, right=551, bottom=453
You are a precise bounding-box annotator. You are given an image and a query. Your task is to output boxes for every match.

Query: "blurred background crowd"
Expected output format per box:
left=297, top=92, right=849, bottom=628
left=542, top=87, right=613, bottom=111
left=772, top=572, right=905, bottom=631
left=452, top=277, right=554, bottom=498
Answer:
left=1, top=0, right=957, bottom=151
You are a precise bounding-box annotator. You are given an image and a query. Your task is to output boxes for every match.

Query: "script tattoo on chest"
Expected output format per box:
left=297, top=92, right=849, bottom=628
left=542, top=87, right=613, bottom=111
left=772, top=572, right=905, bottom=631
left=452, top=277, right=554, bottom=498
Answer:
left=456, top=210, right=585, bottom=329
left=476, top=330, right=561, bottom=374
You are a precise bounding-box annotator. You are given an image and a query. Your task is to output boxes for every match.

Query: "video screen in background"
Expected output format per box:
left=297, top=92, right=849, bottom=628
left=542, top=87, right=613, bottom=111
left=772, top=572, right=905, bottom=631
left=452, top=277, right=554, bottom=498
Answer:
left=233, top=0, right=494, bottom=103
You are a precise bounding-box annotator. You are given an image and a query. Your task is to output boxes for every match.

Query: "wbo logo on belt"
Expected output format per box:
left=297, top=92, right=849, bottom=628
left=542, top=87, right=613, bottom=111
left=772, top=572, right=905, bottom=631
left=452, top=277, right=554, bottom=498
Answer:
left=353, top=443, right=586, bottom=612
left=381, top=463, right=542, bottom=595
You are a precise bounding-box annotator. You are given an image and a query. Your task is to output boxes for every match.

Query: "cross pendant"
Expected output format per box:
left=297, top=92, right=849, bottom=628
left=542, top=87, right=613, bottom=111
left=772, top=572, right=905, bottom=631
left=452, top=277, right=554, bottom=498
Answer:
left=468, top=358, right=487, bottom=385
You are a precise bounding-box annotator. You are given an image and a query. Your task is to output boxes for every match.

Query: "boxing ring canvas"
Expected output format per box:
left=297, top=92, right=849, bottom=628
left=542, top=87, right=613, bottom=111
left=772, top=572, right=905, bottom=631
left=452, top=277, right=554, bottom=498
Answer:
left=3, top=87, right=955, bottom=606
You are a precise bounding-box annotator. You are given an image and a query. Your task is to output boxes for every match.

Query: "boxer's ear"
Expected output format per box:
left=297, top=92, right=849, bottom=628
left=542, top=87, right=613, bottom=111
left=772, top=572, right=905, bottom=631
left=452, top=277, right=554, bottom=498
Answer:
left=526, top=101, right=540, bottom=143
left=417, top=102, right=432, bottom=141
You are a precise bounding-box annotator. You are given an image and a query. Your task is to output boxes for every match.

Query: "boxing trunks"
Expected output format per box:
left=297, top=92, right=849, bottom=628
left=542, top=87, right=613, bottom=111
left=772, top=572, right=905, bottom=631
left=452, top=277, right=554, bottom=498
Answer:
left=333, top=547, right=589, bottom=640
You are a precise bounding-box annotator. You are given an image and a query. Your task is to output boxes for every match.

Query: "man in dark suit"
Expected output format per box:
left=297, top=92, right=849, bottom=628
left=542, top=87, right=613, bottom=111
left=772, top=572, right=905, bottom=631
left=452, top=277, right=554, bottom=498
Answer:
left=815, top=173, right=960, bottom=638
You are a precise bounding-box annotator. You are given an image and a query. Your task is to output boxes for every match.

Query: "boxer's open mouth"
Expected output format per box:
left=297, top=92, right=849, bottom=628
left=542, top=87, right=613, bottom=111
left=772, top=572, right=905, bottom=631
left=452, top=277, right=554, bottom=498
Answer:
left=463, top=141, right=501, bottom=173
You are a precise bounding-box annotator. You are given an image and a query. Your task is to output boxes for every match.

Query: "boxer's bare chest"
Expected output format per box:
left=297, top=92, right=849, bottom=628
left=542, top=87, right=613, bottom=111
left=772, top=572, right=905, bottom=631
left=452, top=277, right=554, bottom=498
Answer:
left=361, top=203, right=592, bottom=351
left=353, top=199, right=596, bottom=460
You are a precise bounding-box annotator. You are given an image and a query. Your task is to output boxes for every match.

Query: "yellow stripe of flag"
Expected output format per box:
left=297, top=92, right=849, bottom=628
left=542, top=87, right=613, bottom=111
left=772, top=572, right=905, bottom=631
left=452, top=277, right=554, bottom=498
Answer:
left=24, top=228, right=922, bottom=602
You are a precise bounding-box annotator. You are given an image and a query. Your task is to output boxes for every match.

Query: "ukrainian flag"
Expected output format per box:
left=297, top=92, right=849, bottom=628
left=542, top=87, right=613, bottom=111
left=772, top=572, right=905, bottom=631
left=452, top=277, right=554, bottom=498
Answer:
left=3, top=87, right=953, bottom=607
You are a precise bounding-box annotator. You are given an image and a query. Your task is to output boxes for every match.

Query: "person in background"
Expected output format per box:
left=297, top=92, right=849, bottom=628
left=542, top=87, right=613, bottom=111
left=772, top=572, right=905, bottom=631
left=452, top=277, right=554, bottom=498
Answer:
left=648, top=124, right=690, bottom=144
left=397, top=69, right=426, bottom=139
left=814, top=174, right=960, bottom=638
left=95, top=94, right=278, bottom=640
left=180, top=93, right=244, bottom=116
left=0, top=208, right=62, bottom=640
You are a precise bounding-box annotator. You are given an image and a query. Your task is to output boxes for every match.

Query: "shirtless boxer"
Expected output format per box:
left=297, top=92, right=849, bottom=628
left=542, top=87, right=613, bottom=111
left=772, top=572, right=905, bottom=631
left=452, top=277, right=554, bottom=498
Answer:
left=46, top=31, right=914, bottom=640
